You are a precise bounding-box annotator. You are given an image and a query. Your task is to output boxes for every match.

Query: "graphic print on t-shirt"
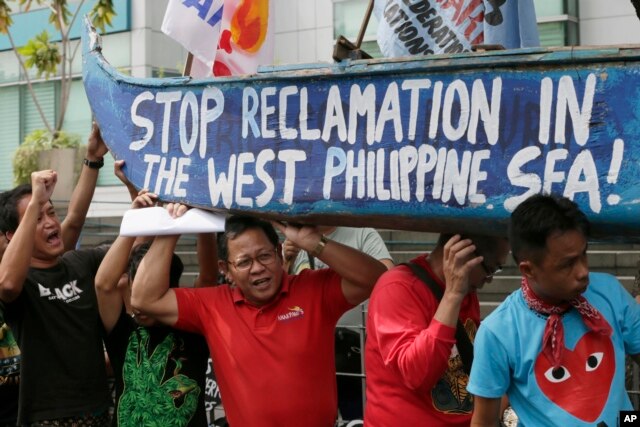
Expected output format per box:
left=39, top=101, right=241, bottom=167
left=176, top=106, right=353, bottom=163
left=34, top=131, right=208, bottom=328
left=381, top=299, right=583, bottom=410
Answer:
left=534, top=330, right=614, bottom=422
left=432, top=318, right=476, bottom=414
left=118, top=328, right=201, bottom=426
left=0, top=323, right=20, bottom=386
left=37, top=280, right=83, bottom=303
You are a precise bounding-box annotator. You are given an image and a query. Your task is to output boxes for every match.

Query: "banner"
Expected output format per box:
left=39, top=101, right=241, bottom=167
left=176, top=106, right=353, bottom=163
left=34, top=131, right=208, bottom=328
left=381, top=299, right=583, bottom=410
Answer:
left=85, top=15, right=640, bottom=238
left=190, top=0, right=275, bottom=77
left=162, top=0, right=225, bottom=70
left=374, top=0, right=539, bottom=57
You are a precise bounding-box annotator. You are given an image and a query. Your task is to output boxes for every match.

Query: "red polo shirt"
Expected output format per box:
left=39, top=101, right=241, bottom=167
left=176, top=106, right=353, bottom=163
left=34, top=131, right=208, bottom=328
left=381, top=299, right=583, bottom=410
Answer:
left=364, top=255, right=480, bottom=427
left=174, top=268, right=352, bottom=427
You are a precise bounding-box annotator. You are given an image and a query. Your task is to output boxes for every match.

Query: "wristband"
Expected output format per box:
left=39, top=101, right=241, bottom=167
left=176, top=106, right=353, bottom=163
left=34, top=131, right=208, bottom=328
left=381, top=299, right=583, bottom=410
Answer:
left=311, top=234, right=329, bottom=257
left=83, top=157, right=104, bottom=169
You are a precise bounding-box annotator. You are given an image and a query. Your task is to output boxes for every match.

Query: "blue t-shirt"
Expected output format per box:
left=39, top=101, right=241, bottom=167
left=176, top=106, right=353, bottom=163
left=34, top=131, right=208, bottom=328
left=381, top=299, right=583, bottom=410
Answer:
left=468, top=273, right=640, bottom=427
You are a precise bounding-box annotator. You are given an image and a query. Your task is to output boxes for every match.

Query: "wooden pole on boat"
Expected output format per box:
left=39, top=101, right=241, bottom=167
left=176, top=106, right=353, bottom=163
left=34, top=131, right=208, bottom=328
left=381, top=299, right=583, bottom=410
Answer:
left=183, top=52, right=194, bottom=77
left=332, top=0, right=373, bottom=61
left=355, top=0, right=374, bottom=49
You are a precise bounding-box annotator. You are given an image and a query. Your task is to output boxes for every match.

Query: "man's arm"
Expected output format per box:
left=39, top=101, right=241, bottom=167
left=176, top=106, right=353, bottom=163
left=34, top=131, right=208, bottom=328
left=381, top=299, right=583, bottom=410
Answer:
left=193, top=232, right=218, bottom=288
left=95, top=190, right=157, bottom=333
left=0, top=171, right=57, bottom=303
left=471, top=396, right=502, bottom=427
left=113, top=159, right=139, bottom=202
left=130, top=204, right=186, bottom=326
left=272, top=222, right=386, bottom=305
left=95, top=235, right=135, bottom=333
left=61, top=122, right=109, bottom=250
left=434, top=235, right=482, bottom=328
left=368, top=278, right=458, bottom=391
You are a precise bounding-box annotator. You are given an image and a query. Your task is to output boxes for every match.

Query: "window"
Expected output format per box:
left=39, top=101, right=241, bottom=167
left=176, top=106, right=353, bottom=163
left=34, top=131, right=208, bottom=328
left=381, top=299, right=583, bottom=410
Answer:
left=534, top=0, right=579, bottom=47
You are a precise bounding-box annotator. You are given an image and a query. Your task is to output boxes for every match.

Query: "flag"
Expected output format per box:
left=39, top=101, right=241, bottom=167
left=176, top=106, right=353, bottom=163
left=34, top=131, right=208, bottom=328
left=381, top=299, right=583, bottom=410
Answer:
left=374, top=0, right=539, bottom=58
left=162, top=0, right=225, bottom=70
left=483, top=0, right=539, bottom=48
left=190, top=0, right=275, bottom=78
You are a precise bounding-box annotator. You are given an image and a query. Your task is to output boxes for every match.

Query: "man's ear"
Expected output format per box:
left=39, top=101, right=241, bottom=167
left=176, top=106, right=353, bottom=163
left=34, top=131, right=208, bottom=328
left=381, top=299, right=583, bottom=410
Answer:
left=5, top=231, right=13, bottom=242
left=519, top=260, right=534, bottom=280
left=218, top=260, right=227, bottom=276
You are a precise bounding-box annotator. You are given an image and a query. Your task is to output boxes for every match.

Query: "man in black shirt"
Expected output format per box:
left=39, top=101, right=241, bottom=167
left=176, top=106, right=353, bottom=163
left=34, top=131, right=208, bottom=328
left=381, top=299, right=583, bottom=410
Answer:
left=0, top=124, right=112, bottom=426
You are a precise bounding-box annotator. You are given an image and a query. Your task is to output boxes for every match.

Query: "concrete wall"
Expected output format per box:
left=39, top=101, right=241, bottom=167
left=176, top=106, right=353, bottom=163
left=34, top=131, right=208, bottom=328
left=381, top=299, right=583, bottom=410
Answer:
left=273, top=0, right=335, bottom=65
left=579, top=0, right=640, bottom=45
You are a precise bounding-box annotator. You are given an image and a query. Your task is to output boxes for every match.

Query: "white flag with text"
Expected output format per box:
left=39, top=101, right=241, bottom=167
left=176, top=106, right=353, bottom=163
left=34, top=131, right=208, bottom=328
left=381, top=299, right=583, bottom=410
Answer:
left=162, top=0, right=224, bottom=69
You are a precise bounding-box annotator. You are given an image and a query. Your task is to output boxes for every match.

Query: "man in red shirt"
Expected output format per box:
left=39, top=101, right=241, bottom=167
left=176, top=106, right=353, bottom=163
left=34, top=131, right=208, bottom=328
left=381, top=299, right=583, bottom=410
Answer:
left=364, top=233, right=509, bottom=426
left=131, top=206, right=387, bottom=427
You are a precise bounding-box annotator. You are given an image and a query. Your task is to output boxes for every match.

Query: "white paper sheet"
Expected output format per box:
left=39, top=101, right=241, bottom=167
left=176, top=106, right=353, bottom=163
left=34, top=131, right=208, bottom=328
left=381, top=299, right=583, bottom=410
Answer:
left=119, top=207, right=226, bottom=236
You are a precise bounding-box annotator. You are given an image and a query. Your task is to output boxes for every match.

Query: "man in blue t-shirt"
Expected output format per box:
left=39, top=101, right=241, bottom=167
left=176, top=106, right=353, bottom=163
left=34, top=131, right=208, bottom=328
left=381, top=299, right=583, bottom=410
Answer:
left=468, top=194, right=640, bottom=427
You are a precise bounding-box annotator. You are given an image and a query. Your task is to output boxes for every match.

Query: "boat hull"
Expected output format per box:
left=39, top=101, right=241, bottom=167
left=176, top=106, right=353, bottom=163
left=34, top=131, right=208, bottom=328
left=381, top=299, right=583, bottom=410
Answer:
left=82, top=19, right=640, bottom=240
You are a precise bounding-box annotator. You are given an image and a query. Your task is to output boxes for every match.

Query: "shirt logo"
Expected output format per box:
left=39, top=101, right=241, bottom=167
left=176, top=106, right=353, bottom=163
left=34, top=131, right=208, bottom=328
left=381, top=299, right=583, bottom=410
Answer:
left=277, top=306, right=305, bottom=322
left=37, top=281, right=83, bottom=303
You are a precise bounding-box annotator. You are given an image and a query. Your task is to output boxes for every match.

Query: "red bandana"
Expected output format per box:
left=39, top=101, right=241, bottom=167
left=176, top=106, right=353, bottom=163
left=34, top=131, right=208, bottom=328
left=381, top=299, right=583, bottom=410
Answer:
left=521, top=277, right=612, bottom=369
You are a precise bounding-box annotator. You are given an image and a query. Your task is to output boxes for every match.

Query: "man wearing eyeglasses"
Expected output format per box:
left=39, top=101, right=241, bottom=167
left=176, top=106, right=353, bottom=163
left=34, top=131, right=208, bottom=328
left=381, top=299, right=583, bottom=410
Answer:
left=364, top=233, right=509, bottom=426
left=130, top=208, right=387, bottom=427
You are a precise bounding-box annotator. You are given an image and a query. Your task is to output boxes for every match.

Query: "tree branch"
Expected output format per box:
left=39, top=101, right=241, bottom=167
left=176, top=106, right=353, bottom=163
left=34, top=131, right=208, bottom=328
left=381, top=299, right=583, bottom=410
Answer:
left=7, top=30, right=53, bottom=133
left=54, top=1, right=70, bottom=132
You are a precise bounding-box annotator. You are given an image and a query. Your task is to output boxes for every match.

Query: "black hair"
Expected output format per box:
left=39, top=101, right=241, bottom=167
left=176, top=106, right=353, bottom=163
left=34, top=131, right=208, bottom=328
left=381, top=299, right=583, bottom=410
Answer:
left=0, top=191, right=9, bottom=233
left=218, top=215, right=279, bottom=262
left=509, top=194, right=590, bottom=264
left=1, top=184, right=33, bottom=234
left=128, top=242, right=184, bottom=288
left=436, top=233, right=506, bottom=260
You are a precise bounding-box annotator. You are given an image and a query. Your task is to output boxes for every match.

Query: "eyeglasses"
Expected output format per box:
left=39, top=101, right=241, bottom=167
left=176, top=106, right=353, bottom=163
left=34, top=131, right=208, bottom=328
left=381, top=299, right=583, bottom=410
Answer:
left=227, top=249, right=278, bottom=271
left=476, top=251, right=503, bottom=279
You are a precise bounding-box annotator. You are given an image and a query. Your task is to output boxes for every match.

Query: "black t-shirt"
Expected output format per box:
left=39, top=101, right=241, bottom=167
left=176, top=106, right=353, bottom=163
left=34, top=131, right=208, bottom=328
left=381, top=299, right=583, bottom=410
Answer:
left=104, top=311, right=209, bottom=427
left=4, top=248, right=111, bottom=424
left=0, top=302, right=19, bottom=425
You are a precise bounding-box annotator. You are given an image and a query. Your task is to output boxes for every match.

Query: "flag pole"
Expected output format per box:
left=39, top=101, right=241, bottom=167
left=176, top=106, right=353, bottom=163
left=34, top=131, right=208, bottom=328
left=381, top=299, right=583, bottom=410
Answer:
left=183, top=52, right=194, bottom=77
left=332, top=0, right=373, bottom=61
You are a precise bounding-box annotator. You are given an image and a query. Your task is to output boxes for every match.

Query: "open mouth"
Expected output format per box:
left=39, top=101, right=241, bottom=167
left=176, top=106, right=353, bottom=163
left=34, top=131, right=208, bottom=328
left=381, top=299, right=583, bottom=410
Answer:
left=46, top=230, right=61, bottom=246
left=252, top=277, right=270, bottom=289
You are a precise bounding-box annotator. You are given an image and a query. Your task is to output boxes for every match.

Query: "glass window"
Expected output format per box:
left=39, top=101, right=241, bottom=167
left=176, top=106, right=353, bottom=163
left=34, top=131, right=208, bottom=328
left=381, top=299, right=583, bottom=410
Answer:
left=534, top=0, right=579, bottom=47
left=0, top=86, right=20, bottom=189
left=534, top=0, right=564, bottom=17
left=333, top=0, right=378, bottom=41
left=22, top=82, right=56, bottom=138
left=566, top=0, right=579, bottom=19
left=539, top=22, right=566, bottom=47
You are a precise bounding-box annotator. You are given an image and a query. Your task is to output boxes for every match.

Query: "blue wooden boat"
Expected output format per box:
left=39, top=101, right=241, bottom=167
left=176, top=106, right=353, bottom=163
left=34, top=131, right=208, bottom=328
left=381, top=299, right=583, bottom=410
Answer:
left=82, top=18, right=640, bottom=240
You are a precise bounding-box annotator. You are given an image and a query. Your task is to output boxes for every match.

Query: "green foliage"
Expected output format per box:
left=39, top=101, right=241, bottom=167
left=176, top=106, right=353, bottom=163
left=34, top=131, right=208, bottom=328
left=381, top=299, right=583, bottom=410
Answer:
left=90, top=0, right=116, bottom=33
left=13, top=129, right=82, bottom=185
left=13, top=1, right=115, bottom=81
left=17, top=31, right=61, bottom=79
left=48, top=0, right=72, bottom=30
left=0, top=1, right=13, bottom=34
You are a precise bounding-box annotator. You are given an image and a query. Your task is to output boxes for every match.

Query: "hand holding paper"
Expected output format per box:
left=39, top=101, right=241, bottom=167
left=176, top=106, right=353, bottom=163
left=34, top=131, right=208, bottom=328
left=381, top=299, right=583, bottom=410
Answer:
left=120, top=206, right=226, bottom=237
